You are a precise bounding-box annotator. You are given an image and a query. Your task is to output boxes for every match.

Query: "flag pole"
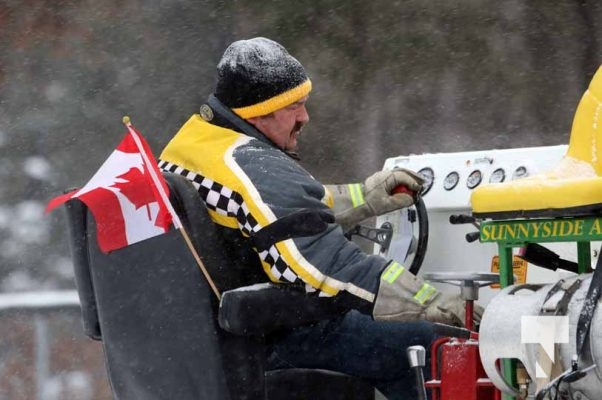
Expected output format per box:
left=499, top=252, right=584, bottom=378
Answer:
left=122, top=116, right=221, bottom=301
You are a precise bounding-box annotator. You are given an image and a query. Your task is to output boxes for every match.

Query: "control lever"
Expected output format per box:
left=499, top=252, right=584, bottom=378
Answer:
left=432, top=323, right=477, bottom=340
left=450, top=214, right=481, bottom=244
left=449, top=214, right=480, bottom=229
left=406, top=345, right=428, bottom=400
left=519, top=243, right=581, bottom=274
left=465, top=232, right=480, bottom=243
left=449, top=214, right=476, bottom=225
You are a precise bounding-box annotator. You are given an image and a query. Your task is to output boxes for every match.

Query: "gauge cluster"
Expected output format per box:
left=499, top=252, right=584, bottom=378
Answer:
left=443, top=171, right=459, bottom=191
left=384, top=145, right=567, bottom=209
left=466, top=170, right=482, bottom=189
left=489, top=168, right=505, bottom=183
left=417, top=167, right=434, bottom=195
left=414, top=164, right=531, bottom=196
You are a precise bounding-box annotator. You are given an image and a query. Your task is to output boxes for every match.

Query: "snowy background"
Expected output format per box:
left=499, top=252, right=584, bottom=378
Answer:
left=1, top=0, right=602, bottom=398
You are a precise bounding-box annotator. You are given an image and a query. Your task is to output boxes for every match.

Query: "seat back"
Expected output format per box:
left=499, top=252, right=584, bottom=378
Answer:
left=567, top=65, right=602, bottom=174
left=65, top=173, right=264, bottom=400
left=470, top=66, right=602, bottom=218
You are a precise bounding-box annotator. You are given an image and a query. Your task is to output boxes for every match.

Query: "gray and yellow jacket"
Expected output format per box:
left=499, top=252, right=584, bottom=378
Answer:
left=159, top=113, right=392, bottom=310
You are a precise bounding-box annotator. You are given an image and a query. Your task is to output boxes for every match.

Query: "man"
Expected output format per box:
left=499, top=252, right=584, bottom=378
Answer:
left=159, top=37, right=470, bottom=399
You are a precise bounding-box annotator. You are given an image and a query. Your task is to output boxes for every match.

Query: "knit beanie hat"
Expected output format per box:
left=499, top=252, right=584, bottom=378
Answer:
left=214, top=37, right=312, bottom=119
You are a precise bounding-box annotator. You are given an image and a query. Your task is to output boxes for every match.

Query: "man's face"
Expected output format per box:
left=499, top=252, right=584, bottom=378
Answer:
left=247, top=96, right=309, bottom=152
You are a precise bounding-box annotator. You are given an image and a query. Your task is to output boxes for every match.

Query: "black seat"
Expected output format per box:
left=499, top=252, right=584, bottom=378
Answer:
left=64, top=172, right=375, bottom=400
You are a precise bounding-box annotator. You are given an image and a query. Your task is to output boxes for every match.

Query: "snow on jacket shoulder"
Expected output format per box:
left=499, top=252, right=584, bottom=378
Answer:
left=159, top=114, right=387, bottom=305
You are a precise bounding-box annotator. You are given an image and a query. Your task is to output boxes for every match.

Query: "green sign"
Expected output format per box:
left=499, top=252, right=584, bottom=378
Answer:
left=480, top=217, right=602, bottom=244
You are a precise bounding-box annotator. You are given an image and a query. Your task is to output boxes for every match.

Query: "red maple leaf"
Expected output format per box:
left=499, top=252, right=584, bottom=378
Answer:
left=111, top=167, right=155, bottom=210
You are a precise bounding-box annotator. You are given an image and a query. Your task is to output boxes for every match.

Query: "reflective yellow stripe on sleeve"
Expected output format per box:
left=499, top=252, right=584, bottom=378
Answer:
left=381, top=261, right=405, bottom=284
left=414, top=283, right=438, bottom=305
left=348, top=183, right=365, bottom=208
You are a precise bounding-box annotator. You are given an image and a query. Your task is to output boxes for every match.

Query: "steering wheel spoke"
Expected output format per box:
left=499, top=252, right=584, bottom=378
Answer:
left=347, top=197, right=429, bottom=275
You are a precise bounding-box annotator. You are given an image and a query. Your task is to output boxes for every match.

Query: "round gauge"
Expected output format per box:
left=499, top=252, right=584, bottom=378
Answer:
left=417, top=167, right=434, bottom=196
left=466, top=170, right=482, bottom=189
left=489, top=168, right=505, bottom=184
left=443, top=171, right=460, bottom=191
left=512, top=166, right=528, bottom=180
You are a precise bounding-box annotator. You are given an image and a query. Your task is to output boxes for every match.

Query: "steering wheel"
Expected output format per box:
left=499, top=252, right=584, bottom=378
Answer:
left=408, top=196, right=429, bottom=275
left=347, top=194, right=429, bottom=275
left=388, top=184, right=428, bottom=274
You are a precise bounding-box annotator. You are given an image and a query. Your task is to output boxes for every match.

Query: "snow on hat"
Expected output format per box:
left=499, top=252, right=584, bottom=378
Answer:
left=214, top=37, right=312, bottom=119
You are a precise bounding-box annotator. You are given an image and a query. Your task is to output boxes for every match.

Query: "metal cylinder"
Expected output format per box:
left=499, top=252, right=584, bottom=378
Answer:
left=407, top=345, right=426, bottom=368
left=406, top=345, right=427, bottom=400
left=479, top=274, right=602, bottom=399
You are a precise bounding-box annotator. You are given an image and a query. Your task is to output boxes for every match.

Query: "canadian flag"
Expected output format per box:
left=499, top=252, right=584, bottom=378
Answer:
left=47, top=122, right=178, bottom=253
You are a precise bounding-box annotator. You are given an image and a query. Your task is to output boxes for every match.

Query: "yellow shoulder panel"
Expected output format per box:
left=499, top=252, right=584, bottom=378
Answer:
left=160, top=115, right=241, bottom=184
left=160, top=115, right=277, bottom=228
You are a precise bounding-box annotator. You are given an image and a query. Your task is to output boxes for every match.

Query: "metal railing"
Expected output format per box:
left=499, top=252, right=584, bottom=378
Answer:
left=0, top=290, right=81, bottom=400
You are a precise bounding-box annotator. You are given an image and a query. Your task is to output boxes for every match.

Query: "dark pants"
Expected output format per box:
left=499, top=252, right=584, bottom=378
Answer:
left=266, top=310, right=436, bottom=400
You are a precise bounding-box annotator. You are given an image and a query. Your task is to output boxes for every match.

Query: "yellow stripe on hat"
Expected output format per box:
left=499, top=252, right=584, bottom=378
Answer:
left=232, top=80, right=312, bottom=119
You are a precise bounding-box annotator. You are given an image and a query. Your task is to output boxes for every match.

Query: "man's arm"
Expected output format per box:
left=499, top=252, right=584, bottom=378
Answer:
left=232, top=147, right=473, bottom=326
left=325, top=169, right=423, bottom=232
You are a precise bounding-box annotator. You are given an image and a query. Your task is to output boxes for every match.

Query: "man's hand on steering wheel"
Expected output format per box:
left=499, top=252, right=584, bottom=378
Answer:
left=364, top=169, right=423, bottom=214
left=333, top=169, right=424, bottom=232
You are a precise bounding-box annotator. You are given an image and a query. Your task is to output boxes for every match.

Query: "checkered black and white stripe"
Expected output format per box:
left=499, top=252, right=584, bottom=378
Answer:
left=159, top=160, right=258, bottom=236
left=258, top=247, right=299, bottom=283
left=159, top=160, right=303, bottom=285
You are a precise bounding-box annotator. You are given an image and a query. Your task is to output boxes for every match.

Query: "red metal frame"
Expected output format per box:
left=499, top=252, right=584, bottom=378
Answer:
left=465, top=300, right=474, bottom=331
left=424, top=299, right=501, bottom=400
left=425, top=336, right=500, bottom=400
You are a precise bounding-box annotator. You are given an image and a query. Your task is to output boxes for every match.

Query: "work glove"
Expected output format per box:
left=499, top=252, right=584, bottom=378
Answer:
left=328, top=169, right=424, bottom=232
left=424, top=294, right=484, bottom=327
left=372, top=261, right=483, bottom=327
